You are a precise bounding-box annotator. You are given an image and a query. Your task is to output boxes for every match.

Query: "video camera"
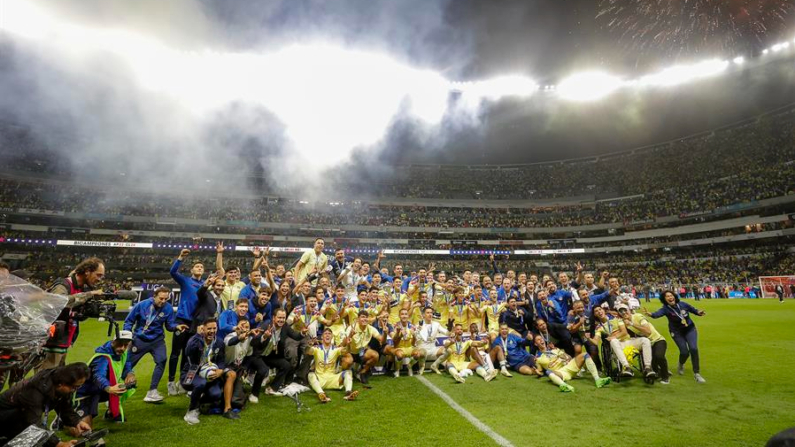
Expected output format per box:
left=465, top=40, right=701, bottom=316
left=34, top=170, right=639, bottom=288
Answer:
left=72, top=290, right=135, bottom=321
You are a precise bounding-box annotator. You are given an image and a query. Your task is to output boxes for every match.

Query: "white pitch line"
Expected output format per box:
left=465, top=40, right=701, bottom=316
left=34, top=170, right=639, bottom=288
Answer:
left=416, top=376, right=516, bottom=447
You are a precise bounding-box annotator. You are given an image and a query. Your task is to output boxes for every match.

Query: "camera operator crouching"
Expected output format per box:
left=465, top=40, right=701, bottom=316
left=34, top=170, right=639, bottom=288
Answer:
left=40, top=258, right=107, bottom=371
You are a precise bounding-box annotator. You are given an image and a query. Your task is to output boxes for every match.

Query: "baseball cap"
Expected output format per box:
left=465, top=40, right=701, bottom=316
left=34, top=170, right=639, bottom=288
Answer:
left=116, top=330, right=134, bottom=341
left=615, top=303, right=629, bottom=312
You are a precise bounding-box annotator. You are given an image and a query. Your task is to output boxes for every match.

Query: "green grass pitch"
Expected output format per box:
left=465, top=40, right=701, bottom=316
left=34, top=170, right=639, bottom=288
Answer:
left=57, top=299, right=795, bottom=447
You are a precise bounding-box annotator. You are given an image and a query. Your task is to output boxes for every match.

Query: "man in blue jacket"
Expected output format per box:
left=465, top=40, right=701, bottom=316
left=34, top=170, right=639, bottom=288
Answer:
left=218, top=299, right=249, bottom=341
left=75, top=331, right=136, bottom=431
left=124, top=286, right=182, bottom=403
left=168, top=249, right=205, bottom=396
left=248, top=289, right=273, bottom=328
left=181, top=319, right=238, bottom=424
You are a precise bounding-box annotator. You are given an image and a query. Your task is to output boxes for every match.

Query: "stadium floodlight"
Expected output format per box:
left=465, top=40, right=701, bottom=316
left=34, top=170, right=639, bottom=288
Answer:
left=638, top=59, right=729, bottom=87
left=763, top=49, right=770, bottom=54
left=456, top=75, right=538, bottom=100
left=733, top=56, right=745, bottom=65
left=557, top=71, right=624, bottom=101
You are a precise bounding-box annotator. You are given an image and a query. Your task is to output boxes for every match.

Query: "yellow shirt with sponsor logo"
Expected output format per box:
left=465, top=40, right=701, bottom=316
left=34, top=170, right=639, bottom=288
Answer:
left=480, top=303, right=506, bottom=332
left=628, top=313, right=663, bottom=343
left=349, top=324, right=381, bottom=352
left=308, top=345, right=342, bottom=377
left=535, top=348, right=572, bottom=373
left=594, top=318, right=629, bottom=342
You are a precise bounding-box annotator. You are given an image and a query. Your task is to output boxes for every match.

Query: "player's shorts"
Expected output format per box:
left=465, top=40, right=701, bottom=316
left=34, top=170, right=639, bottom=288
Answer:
left=313, top=371, right=344, bottom=390
left=394, top=346, right=414, bottom=357
left=418, top=344, right=440, bottom=361
left=450, top=359, right=471, bottom=371
left=554, top=359, right=581, bottom=381
left=351, top=348, right=368, bottom=364
left=510, top=356, right=536, bottom=371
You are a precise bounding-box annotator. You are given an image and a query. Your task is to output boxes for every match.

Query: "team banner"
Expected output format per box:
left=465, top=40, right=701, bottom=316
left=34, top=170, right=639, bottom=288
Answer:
left=514, top=248, right=585, bottom=254
left=56, top=240, right=153, bottom=248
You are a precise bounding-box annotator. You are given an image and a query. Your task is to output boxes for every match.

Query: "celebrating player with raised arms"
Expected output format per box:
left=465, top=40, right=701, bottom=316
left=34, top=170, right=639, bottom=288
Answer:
left=443, top=324, right=497, bottom=383
left=306, top=328, right=358, bottom=403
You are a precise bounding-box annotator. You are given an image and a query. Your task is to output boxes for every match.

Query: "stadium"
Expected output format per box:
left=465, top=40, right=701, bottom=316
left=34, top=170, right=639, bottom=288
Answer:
left=0, top=1, right=794, bottom=446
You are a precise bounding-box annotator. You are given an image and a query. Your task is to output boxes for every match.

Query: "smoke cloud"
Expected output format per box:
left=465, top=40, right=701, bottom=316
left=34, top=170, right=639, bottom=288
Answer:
left=0, top=0, right=481, bottom=200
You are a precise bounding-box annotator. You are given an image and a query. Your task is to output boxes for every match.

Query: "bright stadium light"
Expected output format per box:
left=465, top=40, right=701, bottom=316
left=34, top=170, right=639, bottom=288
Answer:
left=733, top=56, right=745, bottom=65
left=557, top=71, right=624, bottom=101
left=457, top=75, right=538, bottom=100
left=638, top=59, right=729, bottom=87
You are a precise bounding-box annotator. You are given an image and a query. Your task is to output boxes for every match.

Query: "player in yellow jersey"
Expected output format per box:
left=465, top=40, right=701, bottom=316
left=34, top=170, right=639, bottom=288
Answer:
left=447, top=287, right=478, bottom=330
left=587, top=306, right=655, bottom=379
left=444, top=324, right=497, bottom=383
left=618, top=304, right=668, bottom=382
left=533, top=333, right=610, bottom=392
left=306, top=328, right=358, bottom=403
left=287, top=292, right=329, bottom=339
left=392, top=308, right=423, bottom=377
left=345, top=310, right=385, bottom=387
left=480, top=288, right=506, bottom=341
left=433, top=279, right=455, bottom=326
left=386, top=278, right=411, bottom=325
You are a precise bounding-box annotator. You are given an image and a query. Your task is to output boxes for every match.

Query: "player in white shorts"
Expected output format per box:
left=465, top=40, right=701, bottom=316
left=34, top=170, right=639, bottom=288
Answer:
left=415, top=306, right=450, bottom=375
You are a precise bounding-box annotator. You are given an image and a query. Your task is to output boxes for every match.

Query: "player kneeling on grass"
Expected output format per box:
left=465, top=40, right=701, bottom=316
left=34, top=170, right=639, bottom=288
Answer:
left=489, top=323, right=536, bottom=377
left=533, top=334, right=610, bottom=393
left=182, top=318, right=239, bottom=424
left=444, top=324, right=497, bottom=383
left=306, top=328, right=359, bottom=403
left=74, top=330, right=136, bottom=432
left=347, top=310, right=385, bottom=387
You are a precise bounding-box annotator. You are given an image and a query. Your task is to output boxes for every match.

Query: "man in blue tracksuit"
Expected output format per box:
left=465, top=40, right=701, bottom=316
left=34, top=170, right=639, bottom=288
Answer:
left=218, top=299, right=249, bottom=341
left=181, top=319, right=239, bottom=424
left=168, top=249, right=205, bottom=396
left=124, top=286, right=179, bottom=403
left=248, top=289, right=273, bottom=328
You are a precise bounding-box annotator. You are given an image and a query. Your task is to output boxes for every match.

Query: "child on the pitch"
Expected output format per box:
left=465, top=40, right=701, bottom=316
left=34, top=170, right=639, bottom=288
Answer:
left=443, top=324, right=498, bottom=383
left=305, top=328, right=358, bottom=403
left=533, top=334, right=610, bottom=392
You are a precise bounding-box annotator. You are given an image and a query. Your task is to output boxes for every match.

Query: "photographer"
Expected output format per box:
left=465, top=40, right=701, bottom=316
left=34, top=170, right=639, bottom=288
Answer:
left=124, top=286, right=181, bottom=403
left=41, top=258, right=107, bottom=371
left=74, top=331, right=136, bottom=428
left=0, top=363, right=92, bottom=447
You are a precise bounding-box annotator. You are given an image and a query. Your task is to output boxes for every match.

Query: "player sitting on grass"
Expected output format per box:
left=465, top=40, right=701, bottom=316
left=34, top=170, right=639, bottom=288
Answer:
left=489, top=323, right=536, bottom=377
left=392, top=308, right=422, bottom=377
left=533, top=334, right=611, bottom=392
left=306, top=328, right=359, bottom=403
left=443, top=324, right=498, bottom=383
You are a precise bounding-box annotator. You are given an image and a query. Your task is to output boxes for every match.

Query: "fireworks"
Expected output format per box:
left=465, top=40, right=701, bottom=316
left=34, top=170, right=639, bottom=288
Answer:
left=598, top=0, right=795, bottom=58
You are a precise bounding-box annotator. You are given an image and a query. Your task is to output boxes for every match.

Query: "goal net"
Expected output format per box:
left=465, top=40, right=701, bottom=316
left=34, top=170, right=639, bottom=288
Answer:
left=758, top=276, right=795, bottom=299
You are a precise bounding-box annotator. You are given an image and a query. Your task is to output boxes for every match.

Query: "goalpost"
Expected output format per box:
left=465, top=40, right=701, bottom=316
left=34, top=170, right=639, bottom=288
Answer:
left=758, top=276, right=795, bottom=299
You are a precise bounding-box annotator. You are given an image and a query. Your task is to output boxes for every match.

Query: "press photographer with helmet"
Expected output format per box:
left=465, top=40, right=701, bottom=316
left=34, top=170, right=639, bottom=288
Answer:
left=41, top=258, right=107, bottom=371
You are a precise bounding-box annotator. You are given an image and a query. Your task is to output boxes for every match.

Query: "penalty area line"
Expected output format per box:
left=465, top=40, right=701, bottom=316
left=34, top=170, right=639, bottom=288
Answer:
left=416, top=376, right=516, bottom=447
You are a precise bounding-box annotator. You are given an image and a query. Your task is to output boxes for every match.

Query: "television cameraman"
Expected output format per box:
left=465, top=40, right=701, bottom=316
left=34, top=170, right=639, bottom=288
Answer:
left=40, top=258, right=107, bottom=371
